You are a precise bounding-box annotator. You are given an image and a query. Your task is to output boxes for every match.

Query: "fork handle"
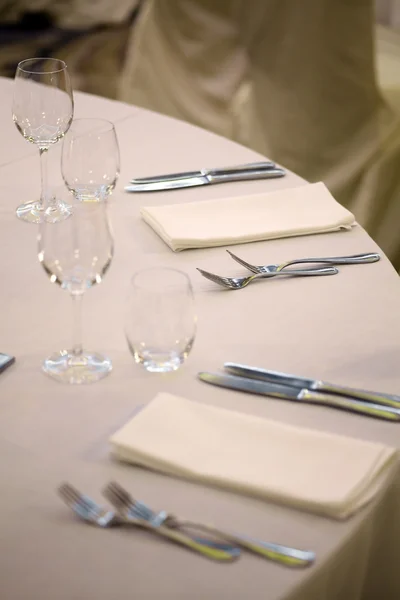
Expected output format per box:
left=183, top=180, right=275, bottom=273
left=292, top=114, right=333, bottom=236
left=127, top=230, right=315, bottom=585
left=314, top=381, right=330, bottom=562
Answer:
left=254, top=267, right=338, bottom=279
left=156, top=525, right=237, bottom=561
left=126, top=518, right=238, bottom=562
left=280, top=253, right=380, bottom=270
left=167, top=520, right=315, bottom=567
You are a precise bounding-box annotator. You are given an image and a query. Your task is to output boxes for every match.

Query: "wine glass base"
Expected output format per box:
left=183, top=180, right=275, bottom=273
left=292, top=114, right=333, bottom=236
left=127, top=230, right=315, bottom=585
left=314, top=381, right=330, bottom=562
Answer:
left=42, top=350, right=112, bottom=384
left=16, top=199, right=72, bottom=224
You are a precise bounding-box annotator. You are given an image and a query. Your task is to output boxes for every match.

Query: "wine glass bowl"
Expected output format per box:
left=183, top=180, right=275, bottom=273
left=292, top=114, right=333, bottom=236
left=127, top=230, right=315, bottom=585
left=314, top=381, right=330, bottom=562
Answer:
left=38, top=200, right=113, bottom=292
left=13, top=57, right=74, bottom=223
left=13, top=61, right=73, bottom=146
left=62, top=118, right=120, bottom=202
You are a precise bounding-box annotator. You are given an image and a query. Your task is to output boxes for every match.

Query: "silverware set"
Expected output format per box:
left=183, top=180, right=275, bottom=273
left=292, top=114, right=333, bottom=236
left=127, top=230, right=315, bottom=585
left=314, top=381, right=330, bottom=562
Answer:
left=197, top=251, right=380, bottom=289
left=198, top=363, right=400, bottom=421
left=125, top=161, right=286, bottom=192
left=59, top=483, right=236, bottom=562
left=59, top=481, right=315, bottom=567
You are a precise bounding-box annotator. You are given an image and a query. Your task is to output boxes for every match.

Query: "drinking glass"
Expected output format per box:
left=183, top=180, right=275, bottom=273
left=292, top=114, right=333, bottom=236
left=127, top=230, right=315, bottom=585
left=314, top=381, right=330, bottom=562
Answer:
left=12, top=58, right=74, bottom=223
left=125, top=268, right=197, bottom=373
left=38, top=197, right=114, bottom=383
left=62, top=118, right=120, bottom=202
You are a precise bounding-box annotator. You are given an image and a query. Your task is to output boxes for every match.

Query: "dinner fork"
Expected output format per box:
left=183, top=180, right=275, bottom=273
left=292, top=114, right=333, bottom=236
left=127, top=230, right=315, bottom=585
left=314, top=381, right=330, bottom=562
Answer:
left=58, top=483, right=238, bottom=562
left=197, top=266, right=338, bottom=289
left=226, top=251, right=380, bottom=274
left=104, top=481, right=315, bottom=567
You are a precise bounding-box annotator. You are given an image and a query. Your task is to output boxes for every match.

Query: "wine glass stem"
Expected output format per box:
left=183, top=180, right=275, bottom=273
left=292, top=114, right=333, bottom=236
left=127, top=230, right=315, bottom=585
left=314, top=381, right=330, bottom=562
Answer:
left=39, top=147, right=49, bottom=211
left=71, top=293, right=84, bottom=357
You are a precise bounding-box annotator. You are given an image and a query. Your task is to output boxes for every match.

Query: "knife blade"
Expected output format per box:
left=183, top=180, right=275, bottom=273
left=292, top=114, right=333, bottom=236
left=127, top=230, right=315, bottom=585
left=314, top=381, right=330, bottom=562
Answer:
left=125, top=165, right=285, bottom=192
left=198, top=372, right=400, bottom=421
left=224, top=363, right=400, bottom=410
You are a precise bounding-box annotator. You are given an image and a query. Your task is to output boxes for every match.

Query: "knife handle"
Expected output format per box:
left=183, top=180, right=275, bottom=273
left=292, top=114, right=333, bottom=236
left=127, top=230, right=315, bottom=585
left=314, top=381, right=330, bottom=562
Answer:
left=300, top=390, right=400, bottom=421
left=207, top=161, right=275, bottom=176
left=207, top=168, right=285, bottom=183
left=316, top=383, right=400, bottom=409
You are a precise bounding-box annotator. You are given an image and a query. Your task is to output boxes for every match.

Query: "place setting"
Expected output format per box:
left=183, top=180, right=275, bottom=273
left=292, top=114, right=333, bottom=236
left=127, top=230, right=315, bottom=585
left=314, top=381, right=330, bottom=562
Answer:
left=3, top=53, right=400, bottom=599
left=56, top=384, right=399, bottom=568
left=135, top=175, right=382, bottom=289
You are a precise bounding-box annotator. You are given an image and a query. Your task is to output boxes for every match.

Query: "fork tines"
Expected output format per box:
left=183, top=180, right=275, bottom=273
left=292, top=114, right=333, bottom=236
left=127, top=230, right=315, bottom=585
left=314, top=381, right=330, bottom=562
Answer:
left=103, top=481, right=132, bottom=509
left=58, top=482, right=82, bottom=505
left=196, top=268, right=230, bottom=288
left=58, top=482, right=100, bottom=517
left=104, top=481, right=164, bottom=524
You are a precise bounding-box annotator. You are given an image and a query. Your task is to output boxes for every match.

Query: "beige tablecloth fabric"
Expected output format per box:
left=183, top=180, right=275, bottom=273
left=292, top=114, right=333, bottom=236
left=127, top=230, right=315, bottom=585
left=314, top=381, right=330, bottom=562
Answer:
left=1, top=76, right=400, bottom=600
left=120, top=0, right=400, bottom=270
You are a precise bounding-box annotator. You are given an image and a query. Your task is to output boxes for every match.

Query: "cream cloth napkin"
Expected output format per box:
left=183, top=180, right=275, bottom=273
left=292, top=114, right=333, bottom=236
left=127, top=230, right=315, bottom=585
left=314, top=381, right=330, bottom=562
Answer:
left=140, top=182, right=356, bottom=251
left=110, top=393, right=397, bottom=520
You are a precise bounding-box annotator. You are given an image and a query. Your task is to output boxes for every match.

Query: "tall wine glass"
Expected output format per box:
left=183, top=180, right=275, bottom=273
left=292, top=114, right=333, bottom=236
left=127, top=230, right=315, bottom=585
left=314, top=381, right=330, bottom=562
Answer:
left=62, top=118, right=120, bottom=202
left=12, top=58, right=74, bottom=223
left=38, top=197, right=114, bottom=384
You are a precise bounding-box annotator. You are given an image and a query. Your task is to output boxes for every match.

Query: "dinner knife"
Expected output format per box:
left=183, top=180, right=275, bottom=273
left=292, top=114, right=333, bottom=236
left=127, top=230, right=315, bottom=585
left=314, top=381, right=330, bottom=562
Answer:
left=224, top=363, right=400, bottom=410
left=198, top=372, right=400, bottom=421
left=130, top=161, right=276, bottom=183
left=125, top=163, right=285, bottom=192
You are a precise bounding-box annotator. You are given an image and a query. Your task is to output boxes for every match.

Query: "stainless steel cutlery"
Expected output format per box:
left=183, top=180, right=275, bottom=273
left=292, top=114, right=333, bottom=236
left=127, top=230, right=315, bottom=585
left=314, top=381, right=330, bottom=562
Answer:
left=58, top=483, right=238, bottom=562
left=198, top=369, right=400, bottom=421
left=226, top=251, right=380, bottom=274
left=125, top=161, right=285, bottom=192
left=197, top=266, right=338, bottom=289
left=197, top=251, right=380, bottom=288
left=59, top=481, right=315, bottom=566
left=103, top=481, right=315, bottom=567
left=224, top=363, right=400, bottom=409
left=130, top=161, right=276, bottom=182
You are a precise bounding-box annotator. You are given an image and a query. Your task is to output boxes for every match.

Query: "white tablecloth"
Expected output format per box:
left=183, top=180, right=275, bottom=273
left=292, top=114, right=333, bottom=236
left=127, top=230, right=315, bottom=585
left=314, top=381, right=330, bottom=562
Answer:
left=1, top=76, right=400, bottom=600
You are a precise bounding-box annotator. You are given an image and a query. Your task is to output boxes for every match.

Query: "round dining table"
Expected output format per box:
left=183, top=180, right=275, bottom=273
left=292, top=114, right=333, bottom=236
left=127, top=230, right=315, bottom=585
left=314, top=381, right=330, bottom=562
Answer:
left=1, top=75, right=400, bottom=600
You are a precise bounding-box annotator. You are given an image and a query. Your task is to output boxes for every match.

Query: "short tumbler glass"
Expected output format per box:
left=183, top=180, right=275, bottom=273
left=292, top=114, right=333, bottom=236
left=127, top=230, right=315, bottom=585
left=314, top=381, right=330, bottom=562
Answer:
left=126, top=268, right=196, bottom=373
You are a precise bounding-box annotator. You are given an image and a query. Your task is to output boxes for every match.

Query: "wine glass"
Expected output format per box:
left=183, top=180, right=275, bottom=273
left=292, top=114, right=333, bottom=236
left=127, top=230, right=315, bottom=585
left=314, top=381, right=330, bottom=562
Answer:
left=62, top=118, right=120, bottom=202
left=12, top=57, right=74, bottom=223
left=38, top=196, right=114, bottom=384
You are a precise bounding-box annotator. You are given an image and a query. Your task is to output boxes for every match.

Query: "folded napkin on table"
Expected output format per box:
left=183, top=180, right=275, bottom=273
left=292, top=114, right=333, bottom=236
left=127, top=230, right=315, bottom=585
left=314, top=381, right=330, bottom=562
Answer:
left=110, top=393, right=396, bottom=520
left=140, top=181, right=356, bottom=251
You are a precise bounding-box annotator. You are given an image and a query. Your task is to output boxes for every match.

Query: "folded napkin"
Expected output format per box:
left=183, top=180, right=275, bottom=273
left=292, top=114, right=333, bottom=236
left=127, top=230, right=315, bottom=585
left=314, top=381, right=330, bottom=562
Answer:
left=140, top=181, right=356, bottom=251
left=110, top=393, right=397, bottom=520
